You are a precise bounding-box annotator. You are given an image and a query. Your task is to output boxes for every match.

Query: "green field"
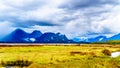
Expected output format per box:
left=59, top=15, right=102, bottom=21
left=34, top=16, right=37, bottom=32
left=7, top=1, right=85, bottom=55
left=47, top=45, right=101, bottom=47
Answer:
left=0, top=44, right=120, bottom=68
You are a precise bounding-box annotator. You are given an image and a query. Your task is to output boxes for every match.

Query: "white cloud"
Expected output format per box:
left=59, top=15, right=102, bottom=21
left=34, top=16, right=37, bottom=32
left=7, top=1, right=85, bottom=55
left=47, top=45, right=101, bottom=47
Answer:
left=93, top=5, right=120, bottom=33
left=0, top=0, right=120, bottom=39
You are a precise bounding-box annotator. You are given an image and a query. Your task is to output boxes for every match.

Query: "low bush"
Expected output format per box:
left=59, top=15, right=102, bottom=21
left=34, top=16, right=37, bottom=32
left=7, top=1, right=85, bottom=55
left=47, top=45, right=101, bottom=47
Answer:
left=1, top=59, right=32, bottom=67
left=102, top=49, right=111, bottom=56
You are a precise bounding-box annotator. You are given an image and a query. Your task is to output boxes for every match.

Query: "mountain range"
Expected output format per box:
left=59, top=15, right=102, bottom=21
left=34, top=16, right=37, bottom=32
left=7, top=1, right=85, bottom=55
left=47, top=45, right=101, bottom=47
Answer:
left=74, top=34, right=120, bottom=43
left=1, top=29, right=73, bottom=43
left=89, top=34, right=120, bottom=42
left=1, top=28, right=120, bottom=43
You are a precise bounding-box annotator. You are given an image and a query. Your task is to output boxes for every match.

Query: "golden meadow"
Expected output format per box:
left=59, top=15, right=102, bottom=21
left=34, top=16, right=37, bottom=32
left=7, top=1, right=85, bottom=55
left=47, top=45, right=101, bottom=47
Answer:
left=0, top=44, right=120, bottom=68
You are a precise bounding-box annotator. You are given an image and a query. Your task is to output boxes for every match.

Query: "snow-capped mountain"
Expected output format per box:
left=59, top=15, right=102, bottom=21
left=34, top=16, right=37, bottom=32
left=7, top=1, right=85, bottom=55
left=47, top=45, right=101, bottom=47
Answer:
left=88, top=36, right=107, bottom=42
left=2, top=28, right=120, bottom=43
left=2, top=29, right=29, bottom=43
left=36, top=32, right=69, bottom=43
left=1, top=29, right=73, bottom=43
left=106, top=33, right=120, bottom=41
left=81, top=33, right=120, bottom=43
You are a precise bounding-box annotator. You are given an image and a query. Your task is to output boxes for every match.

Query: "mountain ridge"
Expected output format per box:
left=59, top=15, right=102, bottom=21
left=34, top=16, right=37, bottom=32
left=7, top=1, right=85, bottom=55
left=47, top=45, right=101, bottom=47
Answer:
left=1, top=28, right=73, bottom=43
left=1, top=28, right=120, bottom=43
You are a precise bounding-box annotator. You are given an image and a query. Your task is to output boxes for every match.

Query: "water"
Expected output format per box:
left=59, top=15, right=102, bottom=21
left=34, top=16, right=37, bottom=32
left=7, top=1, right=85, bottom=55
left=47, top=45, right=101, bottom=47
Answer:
left=111, top=52, right=120, bottom=58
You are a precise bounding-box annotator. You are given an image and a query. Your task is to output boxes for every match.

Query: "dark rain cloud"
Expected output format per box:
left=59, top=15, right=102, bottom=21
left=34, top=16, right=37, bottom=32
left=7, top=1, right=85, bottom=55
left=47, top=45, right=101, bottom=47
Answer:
left=10, top=20, right=61, bottom=28
left=61, top=0, right=119, bottom=10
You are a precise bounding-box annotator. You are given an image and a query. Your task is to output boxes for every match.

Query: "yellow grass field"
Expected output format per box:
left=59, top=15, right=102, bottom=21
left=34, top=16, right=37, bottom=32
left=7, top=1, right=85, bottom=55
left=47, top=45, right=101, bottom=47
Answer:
left=0, top=44, right=120, bottom=68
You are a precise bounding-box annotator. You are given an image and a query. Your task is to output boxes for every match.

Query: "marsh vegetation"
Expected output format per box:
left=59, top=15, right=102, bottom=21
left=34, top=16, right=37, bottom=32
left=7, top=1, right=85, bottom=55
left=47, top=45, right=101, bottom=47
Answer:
left=0, top=44, right=120, bottom=68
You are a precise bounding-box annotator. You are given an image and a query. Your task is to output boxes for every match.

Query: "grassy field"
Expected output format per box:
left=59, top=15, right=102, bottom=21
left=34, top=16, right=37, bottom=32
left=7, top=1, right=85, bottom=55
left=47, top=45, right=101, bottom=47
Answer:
left=0, top=44, right=120, bottom=68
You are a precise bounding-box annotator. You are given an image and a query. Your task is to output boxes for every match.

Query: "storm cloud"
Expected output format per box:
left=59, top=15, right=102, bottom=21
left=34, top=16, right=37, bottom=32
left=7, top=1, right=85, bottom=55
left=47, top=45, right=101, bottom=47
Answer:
left=0, top=0, right=120, bottom=39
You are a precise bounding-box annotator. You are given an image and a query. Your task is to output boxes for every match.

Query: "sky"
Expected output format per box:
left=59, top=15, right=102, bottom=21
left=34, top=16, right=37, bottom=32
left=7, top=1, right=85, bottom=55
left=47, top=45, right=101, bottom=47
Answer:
left=0, top=0, right=120, bottom=39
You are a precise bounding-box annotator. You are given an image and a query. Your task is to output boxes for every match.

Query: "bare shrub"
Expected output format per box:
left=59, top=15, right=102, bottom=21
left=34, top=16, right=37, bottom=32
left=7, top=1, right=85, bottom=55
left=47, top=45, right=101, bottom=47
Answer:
left=102, top=49, right=111, bottom=56
left=1, top=60, right=32, bottom=67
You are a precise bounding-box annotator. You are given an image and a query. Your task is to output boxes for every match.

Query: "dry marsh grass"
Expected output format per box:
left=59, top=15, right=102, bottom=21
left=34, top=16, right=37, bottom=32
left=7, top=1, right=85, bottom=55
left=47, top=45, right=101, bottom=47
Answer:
left=0, top=44, right=120, bottom=68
